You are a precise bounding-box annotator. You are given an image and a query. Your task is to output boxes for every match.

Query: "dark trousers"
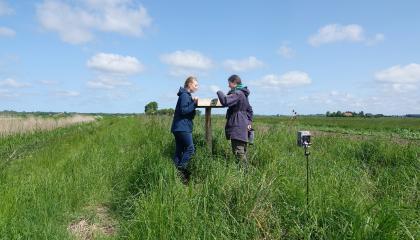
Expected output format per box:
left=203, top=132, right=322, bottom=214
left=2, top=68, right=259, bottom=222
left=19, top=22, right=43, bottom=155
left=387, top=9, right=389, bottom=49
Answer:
left=173, top=132, right=195, bottom=170
left=231, top=139, right=248, bottom=168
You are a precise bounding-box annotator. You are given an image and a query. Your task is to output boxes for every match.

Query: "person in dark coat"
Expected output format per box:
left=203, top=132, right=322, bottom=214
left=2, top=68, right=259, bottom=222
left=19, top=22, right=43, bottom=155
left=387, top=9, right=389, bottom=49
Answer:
left=217, top=75, right=253, bottom=168
left=171, top=76, right=199, bottom=183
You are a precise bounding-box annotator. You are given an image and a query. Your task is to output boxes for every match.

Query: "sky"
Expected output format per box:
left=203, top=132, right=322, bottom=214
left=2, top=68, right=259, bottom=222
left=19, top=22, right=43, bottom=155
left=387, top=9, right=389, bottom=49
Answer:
left=0, top=0, right=419, bottom=115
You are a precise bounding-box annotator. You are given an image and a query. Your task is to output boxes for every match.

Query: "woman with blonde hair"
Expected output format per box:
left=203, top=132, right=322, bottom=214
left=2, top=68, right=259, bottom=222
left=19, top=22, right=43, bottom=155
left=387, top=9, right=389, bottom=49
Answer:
left=171, top=76, right=199, bottom=183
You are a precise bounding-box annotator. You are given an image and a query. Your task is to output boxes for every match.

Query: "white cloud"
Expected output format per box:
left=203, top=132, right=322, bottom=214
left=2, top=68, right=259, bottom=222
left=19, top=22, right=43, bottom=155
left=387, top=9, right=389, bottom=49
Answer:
left=161, top=50, right=213, bottom=70
left=161, top=50, right=213, bottom=76
left=0, top=89, right=18, bottom=98
left=308, top=24, right=383, bottom=46
left=87, top=53, right=144, bottom=75
left=0, top=26, right=15, bottom=37
left=388, top=84, right=417, bottom=93
left=53, top=90, right=80, bottom=97
left=375, top=63, right=420, bottom=84
left=252, top=71, right=312, bottom=88
left=278, top=44, right=294, bottom=58
left=299, top=90, right=367, bottom=111
left=86, top=53, right=143, bottom=90
left=375, top=63, right=420, bottom=93
left=87, top=76, right=132, bottom=89
left=0, top=1, right=13, bottom=16
left=36, top=0, right=152, bottom=44
left=223, top=56, right=264, bottom=72
left=0, top=78, right=31, bottom=88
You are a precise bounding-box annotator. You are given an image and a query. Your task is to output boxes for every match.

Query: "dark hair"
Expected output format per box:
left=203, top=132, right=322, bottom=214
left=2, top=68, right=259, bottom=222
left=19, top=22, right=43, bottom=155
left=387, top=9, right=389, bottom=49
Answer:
left=228, top=74, right=242, bottom=84
left=184, top=76, right=197, bottom=88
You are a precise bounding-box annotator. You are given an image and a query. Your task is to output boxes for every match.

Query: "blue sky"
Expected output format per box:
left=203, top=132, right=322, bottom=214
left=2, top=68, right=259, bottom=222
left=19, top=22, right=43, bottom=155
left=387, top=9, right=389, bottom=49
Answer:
left=0, top=0, right=419, bottom=115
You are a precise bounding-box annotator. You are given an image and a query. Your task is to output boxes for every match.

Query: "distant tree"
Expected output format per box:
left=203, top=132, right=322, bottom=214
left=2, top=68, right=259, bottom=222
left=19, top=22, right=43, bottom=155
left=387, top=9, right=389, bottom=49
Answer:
left=196, top=109, right=202, bottom=116
left=336, top=111, right=342, bottom=117
left=326, top=111, right=330, bottom=117
left=358, top=111, right=364, bottom=117
left=145, top=101, right=158, bottom=115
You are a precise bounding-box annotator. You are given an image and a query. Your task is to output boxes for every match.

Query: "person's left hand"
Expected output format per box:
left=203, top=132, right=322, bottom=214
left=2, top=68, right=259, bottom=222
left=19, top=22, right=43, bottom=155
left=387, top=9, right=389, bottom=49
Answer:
left=247, top=124, right=252, bottom=130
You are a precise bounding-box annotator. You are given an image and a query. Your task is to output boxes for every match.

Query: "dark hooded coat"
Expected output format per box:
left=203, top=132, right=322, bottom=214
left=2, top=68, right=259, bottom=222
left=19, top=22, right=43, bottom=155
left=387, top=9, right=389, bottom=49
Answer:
left=171, top=87, right=196, bottom=133
left=217, top=87, right=253, bottom=142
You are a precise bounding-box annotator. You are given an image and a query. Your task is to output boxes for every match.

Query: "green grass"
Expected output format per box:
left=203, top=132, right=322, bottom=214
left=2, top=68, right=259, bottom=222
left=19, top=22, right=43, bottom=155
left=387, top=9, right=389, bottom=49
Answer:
left=256, top=116, right=420, bottom=140
left=0, top=116, right=418, bottom=239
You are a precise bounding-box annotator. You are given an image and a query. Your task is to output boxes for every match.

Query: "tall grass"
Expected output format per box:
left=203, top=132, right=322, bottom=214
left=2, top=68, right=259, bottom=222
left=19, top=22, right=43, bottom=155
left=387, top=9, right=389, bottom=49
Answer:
left=0, top=115, right=96, bottom=137
left=0, top=116, right=418, bottom=239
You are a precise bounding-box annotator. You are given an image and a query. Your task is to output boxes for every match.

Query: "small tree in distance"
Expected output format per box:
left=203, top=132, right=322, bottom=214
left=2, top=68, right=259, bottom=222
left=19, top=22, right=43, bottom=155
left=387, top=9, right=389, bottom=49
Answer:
left=145, top=101, right=158, bottom=115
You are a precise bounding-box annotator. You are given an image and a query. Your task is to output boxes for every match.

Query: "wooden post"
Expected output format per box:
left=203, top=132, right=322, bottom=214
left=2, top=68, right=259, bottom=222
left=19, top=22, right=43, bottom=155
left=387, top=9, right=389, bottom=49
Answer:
left=205, top=107, right=212, bottom=152
left=196, top=98, right=223, bottom=154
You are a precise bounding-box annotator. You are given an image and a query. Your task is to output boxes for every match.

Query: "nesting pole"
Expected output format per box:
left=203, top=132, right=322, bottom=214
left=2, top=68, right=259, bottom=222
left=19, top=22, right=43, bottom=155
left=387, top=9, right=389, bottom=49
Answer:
left=197, top=98, right=223, bottom=152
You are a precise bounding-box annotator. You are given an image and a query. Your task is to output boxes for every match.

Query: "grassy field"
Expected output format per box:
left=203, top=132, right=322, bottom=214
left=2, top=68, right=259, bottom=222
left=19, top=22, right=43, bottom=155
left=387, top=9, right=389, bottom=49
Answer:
left=257, top=116, right=420, bottom=140
left=0, top=116, right=419, bottom=239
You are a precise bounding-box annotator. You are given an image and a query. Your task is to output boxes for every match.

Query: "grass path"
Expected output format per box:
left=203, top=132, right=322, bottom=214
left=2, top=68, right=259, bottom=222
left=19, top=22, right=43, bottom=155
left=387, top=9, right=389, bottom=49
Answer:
left=0, top=117, right=137, bottom=239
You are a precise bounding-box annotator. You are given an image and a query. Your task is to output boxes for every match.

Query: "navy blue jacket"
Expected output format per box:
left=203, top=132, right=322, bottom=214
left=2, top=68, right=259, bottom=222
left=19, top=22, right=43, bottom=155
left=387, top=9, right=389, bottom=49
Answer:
left=217, top=87, right=253, bottom=142
left=171, top=87, right=197, bottom=133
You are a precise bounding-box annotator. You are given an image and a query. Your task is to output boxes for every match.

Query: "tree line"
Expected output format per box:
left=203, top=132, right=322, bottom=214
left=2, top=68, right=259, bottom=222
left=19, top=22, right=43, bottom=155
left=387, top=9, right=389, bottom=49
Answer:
left=326, top=111, right=384, bottom=118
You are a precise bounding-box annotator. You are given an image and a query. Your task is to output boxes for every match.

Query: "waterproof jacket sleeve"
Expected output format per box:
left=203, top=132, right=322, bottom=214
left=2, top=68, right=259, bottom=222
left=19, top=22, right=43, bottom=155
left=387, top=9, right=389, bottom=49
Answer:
left=217, top=91, right=240, bottom=107
left=246, top=105, right=253, bottom=122
left=180, top=93, right=196, bottom=115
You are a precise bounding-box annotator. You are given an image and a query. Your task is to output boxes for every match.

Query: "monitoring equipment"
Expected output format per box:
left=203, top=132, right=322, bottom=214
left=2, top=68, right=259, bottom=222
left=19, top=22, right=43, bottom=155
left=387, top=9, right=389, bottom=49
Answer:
left=297, top=130, right=312, bottom=217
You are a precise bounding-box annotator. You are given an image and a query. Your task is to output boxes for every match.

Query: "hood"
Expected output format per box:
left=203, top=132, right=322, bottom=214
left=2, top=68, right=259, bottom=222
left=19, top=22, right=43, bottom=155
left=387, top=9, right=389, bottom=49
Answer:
left=239, top=87, right=250, bottom=97
left=177, top=87, right=190, bottom=96
left=228, top=86, right=250, bottom=96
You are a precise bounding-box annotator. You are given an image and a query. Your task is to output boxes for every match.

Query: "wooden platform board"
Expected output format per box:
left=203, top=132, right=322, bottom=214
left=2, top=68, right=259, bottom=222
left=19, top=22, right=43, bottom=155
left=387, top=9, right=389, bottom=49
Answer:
left=196, top=98, right=224, bottom=108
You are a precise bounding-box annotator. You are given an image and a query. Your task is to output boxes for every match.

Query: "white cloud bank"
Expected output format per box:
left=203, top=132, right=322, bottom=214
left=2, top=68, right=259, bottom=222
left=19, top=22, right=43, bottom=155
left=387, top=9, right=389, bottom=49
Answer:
left=375, top=63, right=420, bottom=92
left=160, top=50, right=213, bottom=76
left=223, top=56, right=264, bottom=72
left=36, top=0, right=152, bottom=44
left=87, top=53, right=143, bottom=89
left=252, top=71, right=312, bottom=89
left=308, top=24, right=384, bottom=46
left=87, top=53, right=144, bottom=75
left=0, top=89, right=18, bottom=98
left=0, top=78, right=31, bottom=88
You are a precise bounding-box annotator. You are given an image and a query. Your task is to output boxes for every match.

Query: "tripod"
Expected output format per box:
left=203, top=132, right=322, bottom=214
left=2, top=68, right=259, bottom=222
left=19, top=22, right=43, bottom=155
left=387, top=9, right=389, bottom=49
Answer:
left=303, top=141, right=311, bottom=219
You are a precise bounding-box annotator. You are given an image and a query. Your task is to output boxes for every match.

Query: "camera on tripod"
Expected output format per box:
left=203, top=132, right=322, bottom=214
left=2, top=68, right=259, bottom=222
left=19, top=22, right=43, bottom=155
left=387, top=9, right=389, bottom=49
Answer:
left=297, top=131, right=311, bottom=147
left=297, top=130, right=312, bottom=211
